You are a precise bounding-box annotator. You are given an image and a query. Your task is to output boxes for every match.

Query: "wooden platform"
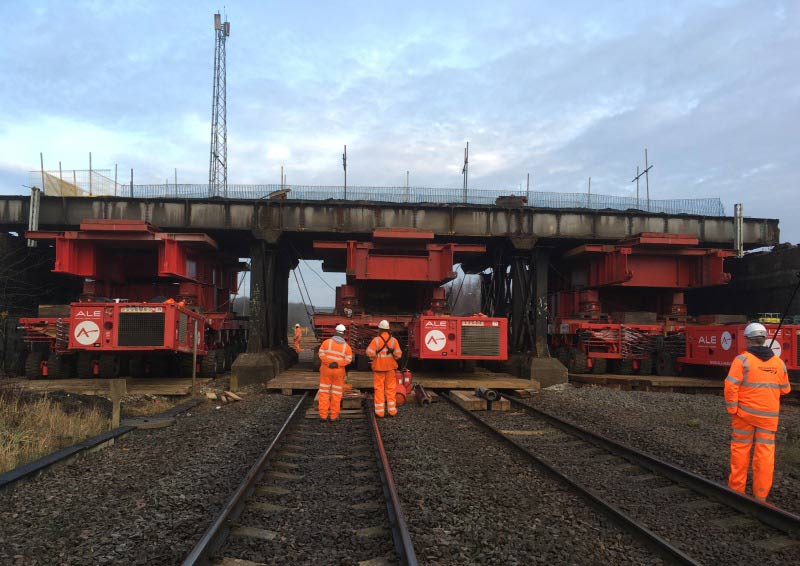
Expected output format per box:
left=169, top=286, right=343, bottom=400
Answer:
left=268, top=367, right=537, bottom=392
left=448, top=390, right=511, bottom=411
left=569, top=373, right=722, bottom=392
left=0, top=377, right=212, bottom=397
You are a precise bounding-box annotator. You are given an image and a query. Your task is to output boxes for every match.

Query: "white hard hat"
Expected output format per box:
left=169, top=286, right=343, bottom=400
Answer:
left=743, top=322, right=768, bottom=338
left=378, top=320, right=390, bottom=330
left=335, top=324, right=346, bottom=334
left=295, top=323, right=300, bottom=327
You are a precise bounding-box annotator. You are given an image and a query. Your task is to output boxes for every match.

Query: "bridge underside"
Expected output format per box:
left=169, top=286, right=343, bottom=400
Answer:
left=0, top=196, right=780, bottom=386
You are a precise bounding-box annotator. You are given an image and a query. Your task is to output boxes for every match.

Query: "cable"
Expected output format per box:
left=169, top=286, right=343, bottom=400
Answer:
left=769, top=271, right=800, bottom=348
left=292, top=268, right=313, bottom=322
left=301, top=259, right=335, bottom=291
left=217, top=261, right=250, bottom=313
left=296, top=263, right=316, bottom=312
left=283, top=237, right=335, bottom=291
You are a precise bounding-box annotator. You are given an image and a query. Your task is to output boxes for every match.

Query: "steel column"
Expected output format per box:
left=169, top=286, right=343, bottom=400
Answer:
left=246, top=240, right=267, bottom=353
left=533, top=248, right=550, bottom=357
left=510, top=255, right=533, bottom=354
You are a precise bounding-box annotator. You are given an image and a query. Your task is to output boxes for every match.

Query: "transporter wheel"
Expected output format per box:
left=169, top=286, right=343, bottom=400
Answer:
left=129, top=357, right=146, bottom=378
left=616, top=359, right=634, bottom=375
left=199, top=351, right=218, bottom=377
left=590, top=357, right=607, bottom=375
left=555, top=346, right=570, bottom=367
left=46, top=353, right=71, bottom=379
left=639, top=356, right=654, bottom=375
left=656, top=350, right=677, bottom=376
left=148, top=356, right=169, bottom=377
left=567, top=347, right=589, bottom=374
left=215, top=349, right=227, bottom=374
left=24, top=352, right=45, bottom=379
left=98, top=354, right=120, bottom=379
left=224, top=346, right=234, bottom=370
left=177, top=354, right=195, bottom=378
left=356, top=354, right=370, bottom=372
left=77, top=353, right=96, bottom=379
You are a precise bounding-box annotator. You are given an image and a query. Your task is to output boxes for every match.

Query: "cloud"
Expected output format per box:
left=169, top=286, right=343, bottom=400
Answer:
left=0, top=0, right=797, bottom=249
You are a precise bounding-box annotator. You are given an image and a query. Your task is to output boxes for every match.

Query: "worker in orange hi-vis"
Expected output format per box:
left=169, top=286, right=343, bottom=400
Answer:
left=724, top=322, right=791, bottom=501
left=317, top=324, right=353, bottom=422
left=293, top=323, right=303, bottom=353
left=366, top=320, right=402, bottom=417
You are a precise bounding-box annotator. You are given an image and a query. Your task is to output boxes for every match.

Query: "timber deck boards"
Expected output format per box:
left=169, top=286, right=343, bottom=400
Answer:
left=268, top=367, right=536, bottom=391
left=0, top=377, right=212, bottom=396
left=569, top=373, right=722, bottom=390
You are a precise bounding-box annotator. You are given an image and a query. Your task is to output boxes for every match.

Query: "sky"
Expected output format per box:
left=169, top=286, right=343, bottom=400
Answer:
left=1, top=0, right=798, bottom=306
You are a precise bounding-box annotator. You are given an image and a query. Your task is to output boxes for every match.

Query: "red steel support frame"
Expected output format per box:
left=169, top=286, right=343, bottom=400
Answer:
left=311, top=229, right=507, bottom=364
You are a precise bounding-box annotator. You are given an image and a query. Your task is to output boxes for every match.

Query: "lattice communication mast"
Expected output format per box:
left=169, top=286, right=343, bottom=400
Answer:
left=208, top=12, right=230, bottom=198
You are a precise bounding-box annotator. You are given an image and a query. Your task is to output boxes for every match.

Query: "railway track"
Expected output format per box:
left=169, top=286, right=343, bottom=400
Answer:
left=438, top=390, right=800, bottom=565
left=183, top=393, right=417, bottom=565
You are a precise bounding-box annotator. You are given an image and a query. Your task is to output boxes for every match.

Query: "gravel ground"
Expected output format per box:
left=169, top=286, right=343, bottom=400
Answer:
left=220, top=413, right=398, bottom=565
left=379, top=401, right=661, bottom=565
left=527, top=385, right=800, bottom=515
left=0, top=390, right=299, bottom=565
left=480, top=404, right=800, bottom=564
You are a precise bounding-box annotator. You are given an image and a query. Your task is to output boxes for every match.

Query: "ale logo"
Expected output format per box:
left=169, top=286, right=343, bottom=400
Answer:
left=74, top=321, right=100, bottom=345
left=425, top=329, right=447, bottom=352
left=721, top=331, right=733, bottom=351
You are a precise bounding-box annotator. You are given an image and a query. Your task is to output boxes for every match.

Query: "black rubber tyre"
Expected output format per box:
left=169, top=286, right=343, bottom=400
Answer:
left=129, top=357, right=146, bottom=378
left=656, top=350, right=677, bottom=376
left=98, top=354, right=120, bottom=378
left=639, top=357, right=654, bottom=375
left=47, top=353, right=71, bottom=379
left=567, top=347, right=589, bottom=374
left=25, top=352, right=45, bottom=379
left=199, top=351, right=218, bottom=377
left=148, top=356, right=169, bottom=377
left=356, top=354, right=370, bottom=372
left=215, top=349, right=226, bottom=374
left=224, top=346, right=234, bottom=370
left=77, top=353, right=95, bottom=379
left=176, top=355, right=194, bottom=378
left=555, top=346, right=570, bottom=367
left=590, top=357, right=607, bottom=374
left=616, top=359, right=634, bottom=375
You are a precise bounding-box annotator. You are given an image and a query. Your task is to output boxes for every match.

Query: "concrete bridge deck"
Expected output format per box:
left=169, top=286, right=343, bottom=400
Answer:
left=0, top=195, right=779, bottom=250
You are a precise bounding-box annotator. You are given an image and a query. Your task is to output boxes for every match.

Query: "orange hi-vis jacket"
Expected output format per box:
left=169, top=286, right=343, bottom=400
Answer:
left=366, top=331, right=402, bottom=371
left=725, top=350, right=791, bottom=431
left=318, top=336, right=353, bottom=377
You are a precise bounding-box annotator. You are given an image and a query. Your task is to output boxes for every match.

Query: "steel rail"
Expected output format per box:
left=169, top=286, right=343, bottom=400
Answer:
left=502, top=394, right=800, bottom=537
left=182, top=392, right=308, bottom=566
left=367, top=405, right=419, bottom=566
left=435, top=390, right=698, bottom=566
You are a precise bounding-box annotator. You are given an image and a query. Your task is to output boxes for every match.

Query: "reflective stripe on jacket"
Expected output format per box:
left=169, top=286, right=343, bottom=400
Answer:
left=366, top=331, right=402, bottom=371
left=724, top=351, right=790, bottom=430
left=318, top=336, right=353, bottom=365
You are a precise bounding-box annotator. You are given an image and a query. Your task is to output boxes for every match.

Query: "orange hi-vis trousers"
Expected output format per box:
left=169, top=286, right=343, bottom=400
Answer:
left=373, top=370, right=397, bottom=417
left=729, top=413, right=777, bottom=500
left=318, top=367, right=345, bottom=420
